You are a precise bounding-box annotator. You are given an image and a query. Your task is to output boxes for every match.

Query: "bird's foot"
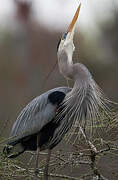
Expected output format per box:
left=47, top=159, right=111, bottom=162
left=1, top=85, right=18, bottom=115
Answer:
left=34, top=168, right=39, bottom=179
left=44, top=168, right=49, bottom=180
left=44, top=173, right=48, bottom=180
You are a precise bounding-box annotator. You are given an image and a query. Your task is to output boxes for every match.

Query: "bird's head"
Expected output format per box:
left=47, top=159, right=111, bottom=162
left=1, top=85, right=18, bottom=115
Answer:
left=57, top=4, right=81, bottom=57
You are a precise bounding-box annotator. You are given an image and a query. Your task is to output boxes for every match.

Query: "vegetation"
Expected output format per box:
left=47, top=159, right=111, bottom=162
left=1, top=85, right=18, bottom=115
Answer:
left=0, top=135, right=118, bottom=180
left=0, top=1, right=118, bottom=180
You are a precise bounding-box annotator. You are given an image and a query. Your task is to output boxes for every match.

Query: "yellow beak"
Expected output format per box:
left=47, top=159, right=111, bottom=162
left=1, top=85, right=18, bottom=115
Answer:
left=67, top=3, right=81, bottom=33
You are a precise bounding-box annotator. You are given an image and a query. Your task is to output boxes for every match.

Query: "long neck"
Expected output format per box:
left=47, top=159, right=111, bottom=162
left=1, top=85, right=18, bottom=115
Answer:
left=58, top=49, right=91, bottom=86
left=58, top=50, right=74, bottom=79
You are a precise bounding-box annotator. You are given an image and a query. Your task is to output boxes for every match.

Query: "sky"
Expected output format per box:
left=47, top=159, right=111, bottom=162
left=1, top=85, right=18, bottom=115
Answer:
left=0, top=0, right=118, bottom=32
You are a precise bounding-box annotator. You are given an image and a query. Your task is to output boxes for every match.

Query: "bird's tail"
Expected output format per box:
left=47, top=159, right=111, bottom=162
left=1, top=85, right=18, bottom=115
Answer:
left=3, top=142, right=25, bottom=158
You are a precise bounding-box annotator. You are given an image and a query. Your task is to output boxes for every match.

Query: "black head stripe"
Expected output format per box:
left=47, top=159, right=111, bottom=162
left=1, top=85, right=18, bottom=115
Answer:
left=57, top=38, right=61, bottom=52
left=57, top=32, right=68, bottom=52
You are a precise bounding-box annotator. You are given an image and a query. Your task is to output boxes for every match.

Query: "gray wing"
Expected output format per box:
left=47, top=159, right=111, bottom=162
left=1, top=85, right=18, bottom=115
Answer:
left=8, top=87, right=71, bottom=144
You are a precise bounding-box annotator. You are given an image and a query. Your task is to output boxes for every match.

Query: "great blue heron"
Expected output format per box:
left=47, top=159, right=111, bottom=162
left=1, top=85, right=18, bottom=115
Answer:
left=3, top=3, right=117, bottom=180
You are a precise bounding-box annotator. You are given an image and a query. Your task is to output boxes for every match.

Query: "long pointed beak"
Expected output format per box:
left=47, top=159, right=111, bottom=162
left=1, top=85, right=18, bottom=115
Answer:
left=65, top=4, right=81, bottom=41
left=67, top=4, right=81, bottom=33
left=58, top=3, right=81, bottom=52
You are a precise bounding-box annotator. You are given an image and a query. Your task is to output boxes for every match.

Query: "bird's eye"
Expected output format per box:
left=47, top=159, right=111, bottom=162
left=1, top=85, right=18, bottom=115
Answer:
left=62, top=32, right=68, bottom=40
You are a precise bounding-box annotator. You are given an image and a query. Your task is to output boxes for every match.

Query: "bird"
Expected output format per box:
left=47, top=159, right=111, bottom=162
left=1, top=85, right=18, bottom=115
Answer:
left=3, top=3, right=117, bottom=180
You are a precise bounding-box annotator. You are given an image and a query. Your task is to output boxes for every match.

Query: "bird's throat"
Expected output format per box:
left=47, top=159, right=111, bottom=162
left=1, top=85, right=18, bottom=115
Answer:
left=58, top=50, right=74, bottom=80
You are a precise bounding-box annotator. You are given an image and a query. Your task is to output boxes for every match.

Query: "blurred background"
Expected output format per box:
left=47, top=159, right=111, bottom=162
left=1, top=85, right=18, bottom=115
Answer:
left=0, top=0, right=118, bottom=179
left=0, top=0, right=118, bottom=147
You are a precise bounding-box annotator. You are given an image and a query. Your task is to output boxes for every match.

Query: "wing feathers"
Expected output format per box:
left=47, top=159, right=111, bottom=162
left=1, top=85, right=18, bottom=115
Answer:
left=8, top=87, right=71, bottom=144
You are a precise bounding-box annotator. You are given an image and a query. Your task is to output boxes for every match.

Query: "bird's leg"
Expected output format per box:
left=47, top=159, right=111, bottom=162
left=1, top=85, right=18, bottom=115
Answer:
left=34, top=135, right=40, bottom=178
left=44, top=149, right=51, bottom=180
